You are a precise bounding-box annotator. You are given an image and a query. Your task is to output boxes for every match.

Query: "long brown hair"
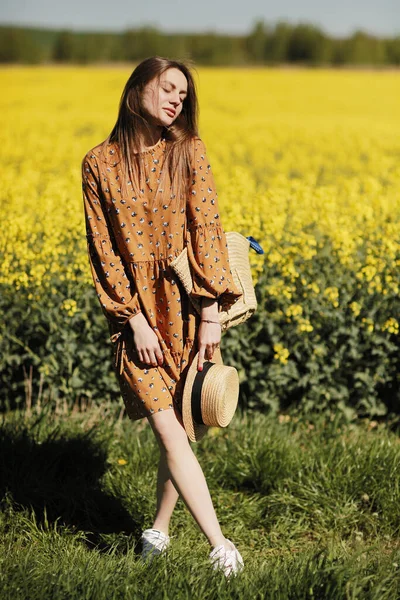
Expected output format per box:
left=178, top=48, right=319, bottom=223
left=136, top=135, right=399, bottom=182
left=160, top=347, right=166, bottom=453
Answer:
left=105, top=56, right=199, bottom=212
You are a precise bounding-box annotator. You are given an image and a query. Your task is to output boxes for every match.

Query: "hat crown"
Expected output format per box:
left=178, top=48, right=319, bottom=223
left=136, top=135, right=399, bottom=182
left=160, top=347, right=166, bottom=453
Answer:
left=182, top=348, right=240, bottom=442
left=200, top=365, right=239, bottom=427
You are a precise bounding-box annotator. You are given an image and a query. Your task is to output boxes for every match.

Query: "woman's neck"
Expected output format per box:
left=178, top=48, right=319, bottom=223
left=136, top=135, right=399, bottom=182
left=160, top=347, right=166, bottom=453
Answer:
left=139, top=125, right=164, bottom=152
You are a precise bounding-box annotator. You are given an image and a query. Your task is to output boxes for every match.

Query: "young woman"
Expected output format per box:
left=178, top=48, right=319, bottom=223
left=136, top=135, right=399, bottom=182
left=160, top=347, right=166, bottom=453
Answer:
left=81, top=57, right=244, bottom=577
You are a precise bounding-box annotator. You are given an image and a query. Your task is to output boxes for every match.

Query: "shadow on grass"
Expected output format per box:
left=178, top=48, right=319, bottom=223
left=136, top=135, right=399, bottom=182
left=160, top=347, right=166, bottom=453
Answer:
left=0, top=415, right=142, bottom=554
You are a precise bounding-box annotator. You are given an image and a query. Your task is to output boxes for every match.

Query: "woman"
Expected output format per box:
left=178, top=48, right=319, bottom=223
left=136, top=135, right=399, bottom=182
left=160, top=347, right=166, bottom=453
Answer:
left=81, top=57, right=244, bottom=577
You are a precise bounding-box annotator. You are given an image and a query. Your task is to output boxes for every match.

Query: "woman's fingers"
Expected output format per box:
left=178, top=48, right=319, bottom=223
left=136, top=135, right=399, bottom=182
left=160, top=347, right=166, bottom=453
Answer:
left=197, top=345, right=206, bottom=371
left=147, top=349, right=157, bottom=366
left=197, top=321, right=221, bottom=371
left=131, top=318, right=164, bottom=366
left=198, top=344, right=219, bottom=370
left=137, top=345, right=163, bottom=366
left=207, top=344, right=215, bottom=360
left=155, top=347, right=164, bottom=366
left=149, top=346, right=164, bottom=367
left=141, top=349, right=150, bottom=365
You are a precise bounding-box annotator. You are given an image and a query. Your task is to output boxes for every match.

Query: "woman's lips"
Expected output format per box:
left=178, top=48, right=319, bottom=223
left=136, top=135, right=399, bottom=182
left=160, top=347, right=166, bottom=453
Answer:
left=164, top=108, right=176, bottom=117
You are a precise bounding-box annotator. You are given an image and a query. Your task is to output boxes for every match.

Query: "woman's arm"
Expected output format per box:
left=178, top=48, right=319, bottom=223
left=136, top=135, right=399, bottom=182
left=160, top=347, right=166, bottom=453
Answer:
left=196, top=297, right=220, bottom=371
left=185, top=138, right=242, bottom=310
left=82, top=151, right=142, bottom=331
left=185, top=138, right=243, bottom=370
left=82, top=151, right=163, bottom=366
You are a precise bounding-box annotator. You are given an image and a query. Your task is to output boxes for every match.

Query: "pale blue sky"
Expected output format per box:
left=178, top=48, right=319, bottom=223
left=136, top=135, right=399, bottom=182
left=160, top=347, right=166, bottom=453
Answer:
left=1, top=0, right=399, bottom=37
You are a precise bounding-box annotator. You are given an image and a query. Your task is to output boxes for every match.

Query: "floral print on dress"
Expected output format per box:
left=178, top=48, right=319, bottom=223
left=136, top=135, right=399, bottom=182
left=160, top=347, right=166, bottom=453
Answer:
left=81, top=136, right=242, bottom=421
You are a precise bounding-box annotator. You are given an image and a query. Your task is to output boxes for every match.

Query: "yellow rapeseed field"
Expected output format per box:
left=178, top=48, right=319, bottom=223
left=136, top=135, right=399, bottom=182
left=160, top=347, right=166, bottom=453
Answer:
left=1, top=66, right=399, bottom=343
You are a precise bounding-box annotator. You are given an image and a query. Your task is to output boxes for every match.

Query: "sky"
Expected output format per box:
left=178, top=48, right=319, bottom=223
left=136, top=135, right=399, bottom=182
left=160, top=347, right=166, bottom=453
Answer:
left=1, top=0, right=399, bottom=37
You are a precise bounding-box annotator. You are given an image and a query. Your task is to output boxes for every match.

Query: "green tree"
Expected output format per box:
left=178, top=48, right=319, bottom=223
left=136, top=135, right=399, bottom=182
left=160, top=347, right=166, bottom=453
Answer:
left=0, top=27, right=41, bottom=63
left=53, top=30, right=75, bottom=62
left=247, top=20, right=268, bottom=63
left=0, top=23, right=399, bottom=66
left=287, top=23, right=333, bottom=64
left=266, top=21, right=293, bottom=63
left=122, top=27, right=164, bottom=61
left=386, top=36, right=400, bottom=64
left=344, top=30, right=388, bottom=65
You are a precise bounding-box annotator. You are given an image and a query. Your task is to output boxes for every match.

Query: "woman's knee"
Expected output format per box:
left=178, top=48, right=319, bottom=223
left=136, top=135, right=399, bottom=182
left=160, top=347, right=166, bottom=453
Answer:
left=147, top=407, right=189, bottom=451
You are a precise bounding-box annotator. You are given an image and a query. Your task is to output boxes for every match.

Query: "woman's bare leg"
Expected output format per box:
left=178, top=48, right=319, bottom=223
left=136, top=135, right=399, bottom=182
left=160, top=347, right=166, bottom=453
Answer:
left=152, top=451, right=179, bottom=535
left=147, top=408, right=233, bottom=550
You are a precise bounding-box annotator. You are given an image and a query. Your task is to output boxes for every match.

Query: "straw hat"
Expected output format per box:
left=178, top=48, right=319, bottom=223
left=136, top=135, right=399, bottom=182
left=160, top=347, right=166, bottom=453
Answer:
left=182, top=347, right=240, bottom=442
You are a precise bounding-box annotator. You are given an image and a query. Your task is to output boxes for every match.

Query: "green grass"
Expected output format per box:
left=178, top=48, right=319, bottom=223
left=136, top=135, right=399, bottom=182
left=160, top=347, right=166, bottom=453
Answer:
left=1, top=404, right=400, bottom=599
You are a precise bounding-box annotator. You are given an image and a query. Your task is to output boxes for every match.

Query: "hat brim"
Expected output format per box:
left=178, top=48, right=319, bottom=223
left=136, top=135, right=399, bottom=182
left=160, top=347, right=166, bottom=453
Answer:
left=182, top=347, right=223, bottom=443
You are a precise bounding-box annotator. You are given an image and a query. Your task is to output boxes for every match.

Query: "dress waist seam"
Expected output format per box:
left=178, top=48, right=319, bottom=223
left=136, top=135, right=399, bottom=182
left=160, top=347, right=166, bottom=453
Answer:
left=125, top=251, right=184, bottom=265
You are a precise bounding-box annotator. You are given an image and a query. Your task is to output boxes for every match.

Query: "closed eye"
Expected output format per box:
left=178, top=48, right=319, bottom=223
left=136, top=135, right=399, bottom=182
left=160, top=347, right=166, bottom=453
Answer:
left=161, top=80, right=188, bottom=100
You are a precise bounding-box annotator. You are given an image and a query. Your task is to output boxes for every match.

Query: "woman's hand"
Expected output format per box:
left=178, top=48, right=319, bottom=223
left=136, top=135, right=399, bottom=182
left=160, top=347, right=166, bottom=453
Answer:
left=197, top=321, right=221, bottom=371
left=128, top=313, right=164, bottom=367
left=198, top=297, right=221, bottom=371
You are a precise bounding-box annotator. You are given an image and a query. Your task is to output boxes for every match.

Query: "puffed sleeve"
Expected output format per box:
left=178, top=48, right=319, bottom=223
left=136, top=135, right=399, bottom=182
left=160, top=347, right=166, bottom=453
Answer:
left=185, top=138, right=243, bottom=311
left=81, top=152, right=142, bottom=333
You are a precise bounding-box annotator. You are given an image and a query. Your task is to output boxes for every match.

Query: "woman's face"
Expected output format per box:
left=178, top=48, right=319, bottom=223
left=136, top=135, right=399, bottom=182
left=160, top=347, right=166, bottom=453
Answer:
left=141, top=67, right=188, bottom=127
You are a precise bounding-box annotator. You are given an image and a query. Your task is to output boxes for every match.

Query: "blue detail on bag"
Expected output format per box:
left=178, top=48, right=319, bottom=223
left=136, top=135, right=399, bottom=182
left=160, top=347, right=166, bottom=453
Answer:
left=246, top=236, right=264, bottom=254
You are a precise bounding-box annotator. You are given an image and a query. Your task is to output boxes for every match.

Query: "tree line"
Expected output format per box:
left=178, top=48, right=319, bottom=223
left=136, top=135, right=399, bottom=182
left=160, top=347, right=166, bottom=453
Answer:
left=1, top=21, right=399, bottom=66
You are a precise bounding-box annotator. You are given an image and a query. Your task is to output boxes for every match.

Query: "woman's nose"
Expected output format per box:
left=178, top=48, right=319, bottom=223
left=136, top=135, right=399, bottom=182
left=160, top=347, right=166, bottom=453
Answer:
left=170, top=93, right=181, bottom=106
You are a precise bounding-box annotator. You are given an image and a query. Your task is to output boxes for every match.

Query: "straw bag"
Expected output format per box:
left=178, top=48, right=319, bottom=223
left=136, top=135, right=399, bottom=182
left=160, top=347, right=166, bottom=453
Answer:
left=170, top=232, right=263, bottom=331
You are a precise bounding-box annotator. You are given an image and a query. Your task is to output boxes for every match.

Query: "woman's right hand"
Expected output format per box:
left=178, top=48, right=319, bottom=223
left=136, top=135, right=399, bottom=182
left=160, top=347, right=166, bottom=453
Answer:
left=128, top=313, right=164, bottom=367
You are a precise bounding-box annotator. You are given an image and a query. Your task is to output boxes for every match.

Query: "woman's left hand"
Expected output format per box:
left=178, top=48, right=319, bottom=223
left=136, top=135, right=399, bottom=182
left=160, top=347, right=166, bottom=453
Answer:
left=197, top=321, right=221, bottom=371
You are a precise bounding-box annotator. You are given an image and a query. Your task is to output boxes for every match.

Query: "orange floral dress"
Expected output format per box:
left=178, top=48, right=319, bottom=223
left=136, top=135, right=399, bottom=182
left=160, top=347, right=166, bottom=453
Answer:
left=81, top=136, right=242, bottom=421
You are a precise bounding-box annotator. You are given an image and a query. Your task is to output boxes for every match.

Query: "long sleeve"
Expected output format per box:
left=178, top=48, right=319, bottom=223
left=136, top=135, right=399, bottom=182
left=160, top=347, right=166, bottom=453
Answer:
left=186, top=138, right=243, bottom=311
left=81, top=151, right=141, bottom=332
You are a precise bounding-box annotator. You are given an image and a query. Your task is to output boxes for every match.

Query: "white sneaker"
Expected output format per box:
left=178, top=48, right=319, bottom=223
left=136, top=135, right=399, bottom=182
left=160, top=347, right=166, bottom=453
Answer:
left=141, top=528, right=170, bottom=562
left=209, top=539, right=244, bottom=578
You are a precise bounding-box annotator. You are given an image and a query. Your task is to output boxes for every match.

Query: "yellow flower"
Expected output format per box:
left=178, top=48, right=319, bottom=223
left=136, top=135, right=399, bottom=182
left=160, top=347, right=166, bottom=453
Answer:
left=286, top=304, right=303, bottom=318
left=324, top=287, right=339, bottom=308
left=297, top=318, right=313, bottom=332
left=349, top=301, right=362, bottom=317
left=309, top=282, right=321, bottom=295
left=1, top=66, right=399, bottom=337
left=273, top=343, right=290, bottom=364
left=208, top=427, right=221, bottom=437
left=278, top=414, right=291, bottom=424
left=117, top=458, right=128, bottom=465
left=382, top=318, right=399, bottom=335
left=361, top=318, right=374, bottom=333
left=61, top=299, right=78, bottom=317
